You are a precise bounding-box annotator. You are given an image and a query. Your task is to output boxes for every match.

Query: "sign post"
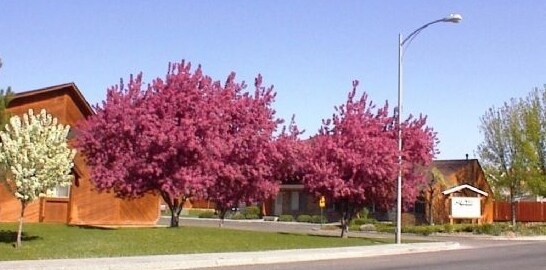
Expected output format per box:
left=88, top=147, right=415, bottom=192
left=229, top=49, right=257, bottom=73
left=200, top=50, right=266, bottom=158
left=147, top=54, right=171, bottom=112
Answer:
left=319, top=196, right=326, bottom=228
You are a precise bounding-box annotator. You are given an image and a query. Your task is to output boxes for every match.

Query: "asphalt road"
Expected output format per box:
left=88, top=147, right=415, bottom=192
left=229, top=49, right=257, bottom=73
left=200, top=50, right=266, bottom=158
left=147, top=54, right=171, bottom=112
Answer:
left=199, top=241, right=546, bottom=270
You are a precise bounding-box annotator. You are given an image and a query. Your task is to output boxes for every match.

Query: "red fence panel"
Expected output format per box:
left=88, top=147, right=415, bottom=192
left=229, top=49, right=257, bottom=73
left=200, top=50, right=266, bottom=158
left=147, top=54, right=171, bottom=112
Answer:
left=493, top=201, right=511, bottom=221
left=494, top=201, right=545, bottom=222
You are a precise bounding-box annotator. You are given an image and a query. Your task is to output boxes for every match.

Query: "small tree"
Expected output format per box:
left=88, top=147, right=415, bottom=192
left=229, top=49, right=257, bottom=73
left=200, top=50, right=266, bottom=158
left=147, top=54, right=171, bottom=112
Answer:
left=0, top=109, right=76, bottom=247
left=478, top=99, right=535, bottom=226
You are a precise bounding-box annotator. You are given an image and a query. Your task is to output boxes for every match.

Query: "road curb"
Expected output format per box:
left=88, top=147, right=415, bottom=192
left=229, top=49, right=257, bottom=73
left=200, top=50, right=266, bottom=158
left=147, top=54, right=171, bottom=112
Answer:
left=0, top=242, right=460, bottom=270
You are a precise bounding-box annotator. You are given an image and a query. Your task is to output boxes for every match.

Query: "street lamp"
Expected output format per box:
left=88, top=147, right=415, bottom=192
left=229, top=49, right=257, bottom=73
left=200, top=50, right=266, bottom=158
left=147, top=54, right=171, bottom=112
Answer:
left=396, top=13, right=462, bottom=244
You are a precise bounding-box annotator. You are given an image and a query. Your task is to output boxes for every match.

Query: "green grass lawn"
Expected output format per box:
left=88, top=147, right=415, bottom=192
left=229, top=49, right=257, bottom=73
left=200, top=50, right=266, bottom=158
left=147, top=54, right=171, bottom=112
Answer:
left=0, top=223, right=381, bottom=261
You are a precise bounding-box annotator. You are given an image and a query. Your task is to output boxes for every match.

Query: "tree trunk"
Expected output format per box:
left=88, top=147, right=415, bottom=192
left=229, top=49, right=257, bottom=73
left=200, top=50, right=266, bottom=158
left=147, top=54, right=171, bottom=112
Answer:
left=510, top=186, right=517, bottom=227
left=16, top=202, right=27, bottom=248
left=160, top=192, right=183, bottom=228
left=170, top=210, right=180, bottom=227
left=510, top=199, right=517, bottom=227
left=218, top=209, right=227, bottom=228
left=339, top=200, right=353, bottom=238
left=340, top=217, right=349, bottom=238
left=429, top=201, right=434, bottom=226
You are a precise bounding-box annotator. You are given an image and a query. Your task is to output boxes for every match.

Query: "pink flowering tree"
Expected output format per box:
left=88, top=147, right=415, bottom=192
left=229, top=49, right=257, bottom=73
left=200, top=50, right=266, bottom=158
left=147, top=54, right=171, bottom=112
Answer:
left=76, top=61, right=220, bottom=227
left=304, top=81, right=436, bottom=237
left=204, top=75, right=284, bottom=226
left=271, top=116, right=308, bottom=185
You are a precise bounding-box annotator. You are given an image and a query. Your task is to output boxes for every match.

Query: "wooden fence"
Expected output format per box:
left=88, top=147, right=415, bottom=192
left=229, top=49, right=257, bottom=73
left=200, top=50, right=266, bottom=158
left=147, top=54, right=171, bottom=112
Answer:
left=494, top=201, right=546, bottom=222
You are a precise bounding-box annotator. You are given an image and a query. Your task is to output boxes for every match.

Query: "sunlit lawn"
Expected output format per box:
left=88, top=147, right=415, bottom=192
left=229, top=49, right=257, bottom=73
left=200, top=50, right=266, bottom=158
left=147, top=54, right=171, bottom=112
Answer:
left=0, top=223, right=383, bottom=261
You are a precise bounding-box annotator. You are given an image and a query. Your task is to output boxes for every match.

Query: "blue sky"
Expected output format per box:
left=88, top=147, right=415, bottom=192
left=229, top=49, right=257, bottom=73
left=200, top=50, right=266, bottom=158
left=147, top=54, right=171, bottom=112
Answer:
left=1, top=1, right=545, bottom=160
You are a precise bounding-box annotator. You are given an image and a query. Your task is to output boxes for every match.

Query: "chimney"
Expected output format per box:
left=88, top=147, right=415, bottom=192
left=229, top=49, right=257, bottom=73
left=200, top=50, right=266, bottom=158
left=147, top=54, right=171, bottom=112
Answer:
left=465, top=153, right=469, bottom=160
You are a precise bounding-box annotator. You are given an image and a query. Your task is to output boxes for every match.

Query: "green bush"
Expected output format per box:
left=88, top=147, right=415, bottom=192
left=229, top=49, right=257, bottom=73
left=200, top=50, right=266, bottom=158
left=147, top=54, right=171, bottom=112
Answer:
left=230, top=213, right=246, bottom=220
left=296, top=215, right=312, bottom=223
left=245, top=214, right=260, bottom=220
left=310, top=215, right=324, bottom=223
left=352, top=218, right=375, bottom=225
left=473, top=224, right=503, bottom=236
left=457, top=224, right=476, bottom=233
left=443, top=224, right=454, bottom=233
left=374, top=223, right=395, bottom=233
left=516, top=224, right=546, bottom=235
left=198, top=211, right=216, bottom=218
left=278, top=215, right=294, bottom=222
left=242, top=206, right=261, bottom=217
left=188, top=209, right=214, bottom=217
left=401, top=225, right=446, bottom=236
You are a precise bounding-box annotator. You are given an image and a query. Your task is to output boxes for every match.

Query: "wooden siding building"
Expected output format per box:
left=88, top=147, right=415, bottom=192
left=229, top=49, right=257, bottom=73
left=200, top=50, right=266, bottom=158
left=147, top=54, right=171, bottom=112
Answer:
left=421, top=159, right=494, bottom=224
left=267, top=158, right=495, bottom=224
left=0, top=83, right=160, bottom=225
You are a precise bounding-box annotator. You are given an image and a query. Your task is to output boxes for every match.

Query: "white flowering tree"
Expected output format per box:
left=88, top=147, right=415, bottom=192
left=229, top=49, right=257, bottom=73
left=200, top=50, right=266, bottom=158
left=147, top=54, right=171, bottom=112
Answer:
left=0, top=109, right=76, bottom=248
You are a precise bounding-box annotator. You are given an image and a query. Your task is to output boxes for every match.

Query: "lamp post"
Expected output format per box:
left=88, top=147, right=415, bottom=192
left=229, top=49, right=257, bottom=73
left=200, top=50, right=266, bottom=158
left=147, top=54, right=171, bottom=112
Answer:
left=396, top=13, right=462, bottom=244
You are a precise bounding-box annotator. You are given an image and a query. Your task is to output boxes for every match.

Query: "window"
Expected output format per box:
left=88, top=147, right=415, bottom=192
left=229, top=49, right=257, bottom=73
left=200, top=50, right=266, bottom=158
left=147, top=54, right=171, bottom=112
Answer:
left=47, top=184, right=70, bottom=198
left=290, top=191, right=299, bottom=211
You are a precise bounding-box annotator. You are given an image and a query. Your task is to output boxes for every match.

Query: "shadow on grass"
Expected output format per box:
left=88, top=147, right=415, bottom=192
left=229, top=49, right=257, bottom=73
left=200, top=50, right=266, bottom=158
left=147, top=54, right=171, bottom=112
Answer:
left=0, top=230, right=41, bottom=244
left=72, top=225, right=116, bottom=230
left=276, top=231, right=394, bottom=244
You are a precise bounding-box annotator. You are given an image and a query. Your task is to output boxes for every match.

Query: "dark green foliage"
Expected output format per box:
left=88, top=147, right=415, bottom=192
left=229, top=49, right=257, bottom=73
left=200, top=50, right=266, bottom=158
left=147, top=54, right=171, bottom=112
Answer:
left=443, top=224, right=454, bottom=233
left=230, top=213, right=245, bottom=220
left=241, top=206, right=261, bottom=219
left=0, top=87, right=13, bottom=130
left=187, top=209, right=214, bottom=217
left=472, top=223, right=508, bottom=236
left=278, top=215, right=294, bottom=222
left=244, top=214, right=260, bottom=219
left=198, top=211, right=216, bottom=219
left=296, top=215, right=312, bottom=223
left=310, top=215, right=324, bottom=223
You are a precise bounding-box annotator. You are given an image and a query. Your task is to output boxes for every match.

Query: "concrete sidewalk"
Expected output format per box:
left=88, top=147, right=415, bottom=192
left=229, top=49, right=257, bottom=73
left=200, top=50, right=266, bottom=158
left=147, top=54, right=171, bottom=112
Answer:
left=0, top=242, right=460, bottom=270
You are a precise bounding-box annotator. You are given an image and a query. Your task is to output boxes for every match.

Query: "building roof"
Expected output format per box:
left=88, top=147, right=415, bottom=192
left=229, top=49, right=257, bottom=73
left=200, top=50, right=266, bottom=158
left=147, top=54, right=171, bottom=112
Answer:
left=442, top=184, right=489, bottom=196
left=10, top=82, right=94, bottom=116
left=432, top=159, right=478, bottom=175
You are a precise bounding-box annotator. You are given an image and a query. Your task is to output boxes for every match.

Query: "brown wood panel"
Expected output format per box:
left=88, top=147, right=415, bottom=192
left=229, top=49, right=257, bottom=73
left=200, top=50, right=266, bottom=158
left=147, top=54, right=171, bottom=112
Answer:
left=0, top=192, right=40, bottom=223
left=119, top=195, right=160, bottom=225
left=42, top=198, right=69, bottom=223
left=518, top=201, right=544, bottom=222
left=68, top=175, right=121, bottom=225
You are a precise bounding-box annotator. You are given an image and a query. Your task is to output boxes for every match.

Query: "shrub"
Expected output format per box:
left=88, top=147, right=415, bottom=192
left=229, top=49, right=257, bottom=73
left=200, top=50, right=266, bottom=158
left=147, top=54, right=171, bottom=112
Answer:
left=278, top=215, right=294, bottom=222
left=230, top=213, right=245, bottom=220
left=352, top=218, right=374, bottom=225
left=310, top=215, right=324, bottom=224
left=198, top=211, right=216, bottom=219
left=241, top=206, right=261, bottom=218
left=443, top=224, right=454, bottom=233
left=473, top=224, right=503, bottom=236
left=296, top=215, right=312, bottom=223
left=188, top=209, right=213, bottom=217
left=375, top=223, right=395, bottom=233
left=402, top=225, right=444, bottom=236
left=245, top=214, right=260, bottom=220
